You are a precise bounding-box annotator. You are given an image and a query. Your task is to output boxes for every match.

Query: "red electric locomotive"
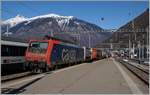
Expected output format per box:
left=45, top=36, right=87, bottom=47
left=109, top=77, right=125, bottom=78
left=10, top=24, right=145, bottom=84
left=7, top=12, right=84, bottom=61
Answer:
left=25, top=37, right=84, bottom=73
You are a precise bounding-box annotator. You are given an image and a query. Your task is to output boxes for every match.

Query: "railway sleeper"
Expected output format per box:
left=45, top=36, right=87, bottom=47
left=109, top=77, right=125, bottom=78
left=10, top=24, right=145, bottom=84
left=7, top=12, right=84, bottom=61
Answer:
left=119, top=59, right=149, bottom=85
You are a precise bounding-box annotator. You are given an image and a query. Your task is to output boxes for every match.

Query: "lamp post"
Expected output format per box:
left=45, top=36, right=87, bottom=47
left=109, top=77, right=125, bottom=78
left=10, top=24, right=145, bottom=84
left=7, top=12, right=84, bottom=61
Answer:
left=88, top=32, right=91, bottom=48
left=128, top=12, right=136, bottom=59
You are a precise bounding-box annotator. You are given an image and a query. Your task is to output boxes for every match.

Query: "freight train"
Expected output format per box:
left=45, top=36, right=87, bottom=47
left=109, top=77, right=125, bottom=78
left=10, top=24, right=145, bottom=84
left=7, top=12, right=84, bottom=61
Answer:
left=25, top=37, right=103, bottom=73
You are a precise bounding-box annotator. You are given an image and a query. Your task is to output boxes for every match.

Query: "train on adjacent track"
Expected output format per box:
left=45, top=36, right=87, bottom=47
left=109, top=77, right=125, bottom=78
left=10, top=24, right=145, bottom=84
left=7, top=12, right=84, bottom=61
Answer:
left=1, top=40, right=28, bottom=75
left=25, top=37, right=103, bottom=73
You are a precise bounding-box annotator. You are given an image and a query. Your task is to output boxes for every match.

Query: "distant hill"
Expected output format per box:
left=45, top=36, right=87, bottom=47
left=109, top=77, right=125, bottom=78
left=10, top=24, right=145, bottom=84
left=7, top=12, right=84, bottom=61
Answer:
left=96, top=8, right=149, bottom=48
left=119, top=9, right=149, bottom=30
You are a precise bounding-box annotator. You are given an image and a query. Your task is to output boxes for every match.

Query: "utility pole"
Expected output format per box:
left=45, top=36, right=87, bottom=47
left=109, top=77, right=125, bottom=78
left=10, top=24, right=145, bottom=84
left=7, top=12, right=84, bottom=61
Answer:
left=5, top=25, right=9, bottom=37
left=129, top=34, right=131, bottom=59
left=129, top=12, right=136, bottom=59
left=4, top=25, right=12, bottom=37
left=89, top=34, right=91, bottom=48
left=78, top=34, right=80, bottom=46
left=138, top=41, right=141, bottom=61
left=51, top=31, right=54, bottom=37
left=110, top=43, right=113, bottom=50
left=7, top=25, right=9, bottom=37
left=146, top=27, right=149, bottom=59
left=142, top=34, right=145, bottom=59
left=132, top=19, right=136, bottom=59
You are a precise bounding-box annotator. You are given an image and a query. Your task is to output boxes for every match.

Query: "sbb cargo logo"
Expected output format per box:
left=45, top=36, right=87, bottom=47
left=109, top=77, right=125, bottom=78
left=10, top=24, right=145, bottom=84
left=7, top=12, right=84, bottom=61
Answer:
left=62, top=49, right=76, bottom=63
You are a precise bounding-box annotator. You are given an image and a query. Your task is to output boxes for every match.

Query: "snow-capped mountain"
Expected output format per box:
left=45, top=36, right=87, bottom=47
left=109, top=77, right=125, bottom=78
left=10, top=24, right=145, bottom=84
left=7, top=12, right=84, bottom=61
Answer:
left=2, top=14, right=75, bottom=29
left=2, top=14, right=112, bottom=47
left=3, top=15, right=28, bottom=27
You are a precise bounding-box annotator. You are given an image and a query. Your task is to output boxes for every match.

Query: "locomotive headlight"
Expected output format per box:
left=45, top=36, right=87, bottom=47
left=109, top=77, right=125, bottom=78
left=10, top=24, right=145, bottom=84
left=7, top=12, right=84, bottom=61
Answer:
left=40, top=58, right=45, bottom=62
left=26, top=57, right=31, bottom=60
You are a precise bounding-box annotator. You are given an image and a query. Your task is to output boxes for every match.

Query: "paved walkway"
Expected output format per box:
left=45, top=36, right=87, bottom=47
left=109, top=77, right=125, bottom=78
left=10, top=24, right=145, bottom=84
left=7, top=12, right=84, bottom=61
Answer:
left=2, top=58, right=147, bottom=94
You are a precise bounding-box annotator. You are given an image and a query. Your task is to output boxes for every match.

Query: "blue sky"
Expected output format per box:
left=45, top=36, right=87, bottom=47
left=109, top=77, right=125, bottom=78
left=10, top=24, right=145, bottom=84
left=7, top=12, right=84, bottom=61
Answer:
left=2, top=1, right=149, bottom=29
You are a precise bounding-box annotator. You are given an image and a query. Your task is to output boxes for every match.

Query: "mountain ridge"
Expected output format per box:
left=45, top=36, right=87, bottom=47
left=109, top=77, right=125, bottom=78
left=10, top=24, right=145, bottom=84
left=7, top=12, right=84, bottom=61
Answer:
left=2, top=13, right=112, bottom=47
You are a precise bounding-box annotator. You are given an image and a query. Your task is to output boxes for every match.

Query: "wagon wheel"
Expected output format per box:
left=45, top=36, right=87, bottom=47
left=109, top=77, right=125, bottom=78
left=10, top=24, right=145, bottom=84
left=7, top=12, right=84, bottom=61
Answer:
left=37, top=68, right=42, bottom=73
left=50, top=64, right=54, bottom=71
left=68, top=63, right=71, bottom=67
left=45, top=66, right=49, bottom=72
left=54, top=65, right=58, bottom=70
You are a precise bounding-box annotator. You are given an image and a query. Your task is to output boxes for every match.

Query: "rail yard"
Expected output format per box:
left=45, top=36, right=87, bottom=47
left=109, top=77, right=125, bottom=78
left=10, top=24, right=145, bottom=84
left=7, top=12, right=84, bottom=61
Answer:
left=1, top=1, right=149, bottom=94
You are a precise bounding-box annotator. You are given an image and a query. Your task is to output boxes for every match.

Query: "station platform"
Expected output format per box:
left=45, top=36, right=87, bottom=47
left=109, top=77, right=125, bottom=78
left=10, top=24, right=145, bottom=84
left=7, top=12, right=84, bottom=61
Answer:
left=1, top=58, right=149, bottom=94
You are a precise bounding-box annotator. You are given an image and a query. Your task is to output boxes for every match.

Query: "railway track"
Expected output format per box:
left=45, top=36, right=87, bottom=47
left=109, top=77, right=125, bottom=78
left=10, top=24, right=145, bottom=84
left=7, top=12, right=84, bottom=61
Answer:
left=1, top=72, right=33, bottom=82
left=116, top=58, right=149, bottom=86
left=1, top=73, right=45, bottom=94
left=130, top=59, right=149, bottom=66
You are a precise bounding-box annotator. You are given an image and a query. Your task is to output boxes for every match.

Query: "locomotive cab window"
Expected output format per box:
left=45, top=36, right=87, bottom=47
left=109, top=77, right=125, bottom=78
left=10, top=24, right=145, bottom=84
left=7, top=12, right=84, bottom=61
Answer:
left=29, top=42, right=48, bottom=53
